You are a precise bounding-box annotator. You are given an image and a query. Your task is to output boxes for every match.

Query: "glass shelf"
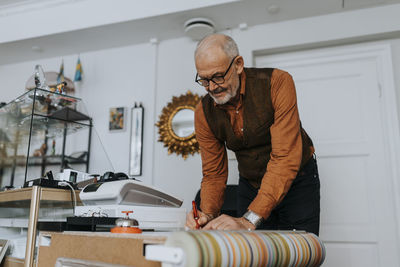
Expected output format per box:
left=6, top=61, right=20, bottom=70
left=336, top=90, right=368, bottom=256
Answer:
left=1, top=118, right=89, bottom=150
left=0, top=88, right=92, bottom=188
left=0, top=84, right=114, bottom=267
left=0, top=155, right=88, bottom=168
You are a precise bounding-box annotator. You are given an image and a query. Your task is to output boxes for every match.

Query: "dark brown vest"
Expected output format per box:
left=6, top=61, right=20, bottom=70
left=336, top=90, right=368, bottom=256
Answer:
left=201, top=68, right=313, bottom=188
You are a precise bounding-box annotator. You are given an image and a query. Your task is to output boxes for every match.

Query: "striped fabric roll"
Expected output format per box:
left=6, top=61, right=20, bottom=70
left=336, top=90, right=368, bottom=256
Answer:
left=164, top=230, right=325, bottom=267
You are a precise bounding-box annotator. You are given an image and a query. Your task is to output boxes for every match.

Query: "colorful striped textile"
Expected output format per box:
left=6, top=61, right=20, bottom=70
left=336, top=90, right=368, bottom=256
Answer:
left=164, top=230, right=325, bottom=267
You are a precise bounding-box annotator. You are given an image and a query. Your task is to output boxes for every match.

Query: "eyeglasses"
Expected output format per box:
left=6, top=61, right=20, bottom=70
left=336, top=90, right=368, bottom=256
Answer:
left=195, top=56, right=237, bottom=87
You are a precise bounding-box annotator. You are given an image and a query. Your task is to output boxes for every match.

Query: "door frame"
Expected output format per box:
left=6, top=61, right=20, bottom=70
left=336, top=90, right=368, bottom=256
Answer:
left=253, top=42, right=400, bottom=248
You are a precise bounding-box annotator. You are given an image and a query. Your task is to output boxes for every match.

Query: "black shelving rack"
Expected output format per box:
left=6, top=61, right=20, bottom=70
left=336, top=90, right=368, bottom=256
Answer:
left=0, top=88, right=92, bottom=188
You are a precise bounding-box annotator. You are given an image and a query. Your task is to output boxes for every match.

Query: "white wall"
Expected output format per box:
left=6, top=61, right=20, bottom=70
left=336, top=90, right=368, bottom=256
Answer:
left=0, top=43, right=157, bottom=187
left=152, top=37, right=202, bottom=204
left=1, top=4, right=400, bottom=212
left=390, top=38, right=400, bottom=107
left=76, top=43, right=157, bottom=183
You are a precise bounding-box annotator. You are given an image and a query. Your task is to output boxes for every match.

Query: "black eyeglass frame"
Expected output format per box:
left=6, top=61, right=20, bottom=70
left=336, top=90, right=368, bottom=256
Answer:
left=195, top=56, right=237, bottom=87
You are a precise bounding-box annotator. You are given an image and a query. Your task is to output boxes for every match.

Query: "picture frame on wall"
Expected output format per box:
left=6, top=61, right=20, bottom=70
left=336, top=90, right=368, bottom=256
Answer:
left=129, top=103, right=144, bottom=176
left=109, top=107, right=125, bottom=131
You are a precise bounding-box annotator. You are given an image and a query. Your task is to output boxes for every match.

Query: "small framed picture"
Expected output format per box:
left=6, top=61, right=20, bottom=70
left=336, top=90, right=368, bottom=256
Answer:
left=129, top=104, right=144, bottom=176
left=109, top=107, right=125, bottom=131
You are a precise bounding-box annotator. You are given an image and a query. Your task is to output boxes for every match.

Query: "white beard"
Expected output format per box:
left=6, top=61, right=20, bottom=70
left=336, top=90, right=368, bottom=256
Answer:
left=211, top=86, right=238, bottom=105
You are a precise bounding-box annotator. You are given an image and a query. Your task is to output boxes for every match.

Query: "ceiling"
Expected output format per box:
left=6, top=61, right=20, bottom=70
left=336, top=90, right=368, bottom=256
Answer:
left=0, top=0, right=400, bottom=65
left=0, top=0, right=35, bottom=8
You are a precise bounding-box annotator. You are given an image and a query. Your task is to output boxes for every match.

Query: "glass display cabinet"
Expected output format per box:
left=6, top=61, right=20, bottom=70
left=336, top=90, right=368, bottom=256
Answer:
left=0, top=88, right=92, bottom=188
left=0, top=88, right=103, bottom=267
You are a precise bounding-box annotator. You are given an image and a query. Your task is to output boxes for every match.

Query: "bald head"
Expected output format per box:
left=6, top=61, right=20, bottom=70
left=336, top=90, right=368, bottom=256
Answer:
left=194, top=34, right=244, bottom=105
left=194, top=34, right=239, bottom=62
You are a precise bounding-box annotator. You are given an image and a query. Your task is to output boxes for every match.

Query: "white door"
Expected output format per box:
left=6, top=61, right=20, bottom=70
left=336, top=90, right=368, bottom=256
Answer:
left=255, top=43, right=400, bottom=267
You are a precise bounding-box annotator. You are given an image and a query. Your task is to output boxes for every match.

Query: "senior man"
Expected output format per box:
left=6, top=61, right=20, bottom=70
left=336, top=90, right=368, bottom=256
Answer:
left=186, top=34, right=320, bottom=235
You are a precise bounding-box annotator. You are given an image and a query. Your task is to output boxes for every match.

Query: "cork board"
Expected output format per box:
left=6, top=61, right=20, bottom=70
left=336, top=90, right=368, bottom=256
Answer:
left=1, top=257, right=24, bottom=267
left=37, top=232, right=166, bottom=267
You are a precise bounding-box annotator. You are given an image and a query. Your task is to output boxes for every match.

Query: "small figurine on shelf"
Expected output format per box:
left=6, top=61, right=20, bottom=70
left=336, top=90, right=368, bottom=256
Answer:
left=56, top=81, right=67, bottom=94
left=51, top=139, right=56, bottom=155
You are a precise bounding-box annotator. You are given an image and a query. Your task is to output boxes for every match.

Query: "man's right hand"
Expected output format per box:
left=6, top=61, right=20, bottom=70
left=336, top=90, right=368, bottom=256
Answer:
left=185, top=209, right=213, bottom=229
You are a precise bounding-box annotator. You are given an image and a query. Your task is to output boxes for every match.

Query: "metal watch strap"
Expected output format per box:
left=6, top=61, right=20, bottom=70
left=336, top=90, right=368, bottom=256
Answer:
left=243, top=210, right=263, bottom=228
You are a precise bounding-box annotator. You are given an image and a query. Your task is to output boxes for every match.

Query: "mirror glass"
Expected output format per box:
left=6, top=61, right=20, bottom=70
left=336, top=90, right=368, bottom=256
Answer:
left=171, top=109, right=194, bottom=138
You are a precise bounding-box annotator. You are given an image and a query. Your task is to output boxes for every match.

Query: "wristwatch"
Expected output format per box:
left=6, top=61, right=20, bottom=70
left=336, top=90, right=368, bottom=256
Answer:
left=243, top=210, right=263, bottom=228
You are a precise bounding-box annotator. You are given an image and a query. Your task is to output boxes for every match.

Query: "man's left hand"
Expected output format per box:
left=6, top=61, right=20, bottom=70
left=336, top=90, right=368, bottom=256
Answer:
left=202, top=214, right=256, bottom=230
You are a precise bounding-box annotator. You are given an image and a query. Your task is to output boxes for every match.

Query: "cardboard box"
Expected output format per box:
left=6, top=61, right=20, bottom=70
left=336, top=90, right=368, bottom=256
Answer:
left=37, top=232, right=166, bottom=267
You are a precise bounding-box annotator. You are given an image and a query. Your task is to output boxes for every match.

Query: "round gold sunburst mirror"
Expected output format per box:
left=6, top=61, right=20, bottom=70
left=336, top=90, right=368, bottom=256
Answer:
left=156, top=91, right=201, bottom=159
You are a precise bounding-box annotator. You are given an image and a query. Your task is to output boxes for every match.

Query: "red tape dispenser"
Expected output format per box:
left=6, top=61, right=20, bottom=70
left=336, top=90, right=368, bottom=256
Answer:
left=111, top=211, right=142, bottom=234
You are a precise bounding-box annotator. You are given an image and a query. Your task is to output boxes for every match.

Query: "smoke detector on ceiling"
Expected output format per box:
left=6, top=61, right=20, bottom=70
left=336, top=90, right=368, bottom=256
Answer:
left=184, top=18, right=215, bottom=41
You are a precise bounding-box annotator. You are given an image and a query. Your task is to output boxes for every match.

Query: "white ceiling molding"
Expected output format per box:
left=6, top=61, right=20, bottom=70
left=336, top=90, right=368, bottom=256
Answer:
left=0, top=0, right=86, bottom=18
left=0, top=0, right=41, bottom=9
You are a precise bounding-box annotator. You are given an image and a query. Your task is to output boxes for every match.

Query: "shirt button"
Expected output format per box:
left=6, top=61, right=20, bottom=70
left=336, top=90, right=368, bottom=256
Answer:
left=241, top=128, right=243, bottom=132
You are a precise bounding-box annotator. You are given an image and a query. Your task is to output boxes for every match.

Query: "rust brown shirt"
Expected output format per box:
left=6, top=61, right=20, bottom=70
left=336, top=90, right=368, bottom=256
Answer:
left=194, top=68, right=315, bottom=219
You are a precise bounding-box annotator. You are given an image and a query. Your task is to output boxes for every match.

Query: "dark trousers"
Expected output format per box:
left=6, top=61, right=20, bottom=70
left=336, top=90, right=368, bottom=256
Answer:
left=237, top=156, right=320, bottom=236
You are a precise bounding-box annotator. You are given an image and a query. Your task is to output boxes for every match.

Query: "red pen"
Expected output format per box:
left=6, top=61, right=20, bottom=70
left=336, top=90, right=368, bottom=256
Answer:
left=192, top=201, right=200, bottom=229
